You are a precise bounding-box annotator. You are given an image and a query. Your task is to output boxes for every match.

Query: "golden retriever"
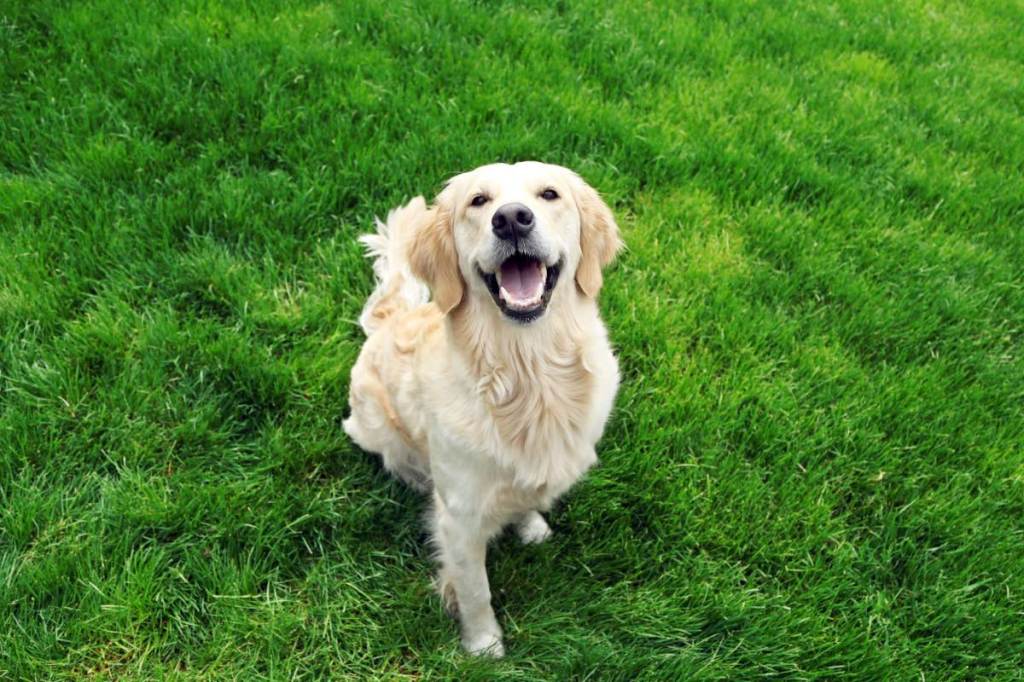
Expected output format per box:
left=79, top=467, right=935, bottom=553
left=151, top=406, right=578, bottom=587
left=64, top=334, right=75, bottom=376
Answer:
left=344, top=161, right=622, bottom=656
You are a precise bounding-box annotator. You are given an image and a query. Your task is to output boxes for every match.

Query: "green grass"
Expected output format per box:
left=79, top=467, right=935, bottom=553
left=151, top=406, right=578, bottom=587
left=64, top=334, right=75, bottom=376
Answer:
left=2, top=0, right=1023, bottom=678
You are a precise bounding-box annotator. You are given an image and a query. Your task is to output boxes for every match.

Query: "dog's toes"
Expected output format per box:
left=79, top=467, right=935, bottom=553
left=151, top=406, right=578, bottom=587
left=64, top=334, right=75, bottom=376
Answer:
left=516, top=511, right=552, bottom=545
left=463, top=631, right=505, bottom=658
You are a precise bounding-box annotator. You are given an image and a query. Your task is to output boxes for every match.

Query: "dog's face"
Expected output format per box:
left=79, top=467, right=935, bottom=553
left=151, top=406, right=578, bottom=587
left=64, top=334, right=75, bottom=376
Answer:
left=410, top=161, right=622, bottom=324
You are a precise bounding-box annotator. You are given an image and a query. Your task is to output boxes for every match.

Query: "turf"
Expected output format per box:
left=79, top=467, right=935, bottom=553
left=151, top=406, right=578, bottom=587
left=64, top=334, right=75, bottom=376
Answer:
left=2, top=0, right=1023, bottom=678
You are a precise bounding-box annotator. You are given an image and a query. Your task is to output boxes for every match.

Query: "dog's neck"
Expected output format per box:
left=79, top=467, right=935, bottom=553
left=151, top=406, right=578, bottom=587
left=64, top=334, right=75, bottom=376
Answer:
left=445, top=289, right=603, bottom=489
left=447, top=288, right=600, bottom=379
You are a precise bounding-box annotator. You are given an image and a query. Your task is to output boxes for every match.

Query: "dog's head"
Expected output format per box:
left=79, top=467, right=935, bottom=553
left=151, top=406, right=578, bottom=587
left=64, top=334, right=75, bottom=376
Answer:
left=409, top=161, right=622, bottom=324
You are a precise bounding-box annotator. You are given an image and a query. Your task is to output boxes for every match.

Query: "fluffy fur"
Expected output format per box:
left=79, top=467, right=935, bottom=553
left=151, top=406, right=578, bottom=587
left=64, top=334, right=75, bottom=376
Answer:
left=344, top=161, right=622, bottom=656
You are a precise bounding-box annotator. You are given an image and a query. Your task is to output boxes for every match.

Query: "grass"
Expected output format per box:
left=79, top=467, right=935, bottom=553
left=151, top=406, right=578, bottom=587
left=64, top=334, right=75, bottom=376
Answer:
left=1, top=0, right=1023, bottom=678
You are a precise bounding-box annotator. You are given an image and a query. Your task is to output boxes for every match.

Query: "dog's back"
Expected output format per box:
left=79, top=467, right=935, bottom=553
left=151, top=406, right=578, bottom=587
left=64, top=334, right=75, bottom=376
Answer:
left=344, top=198, right=440, bottom=491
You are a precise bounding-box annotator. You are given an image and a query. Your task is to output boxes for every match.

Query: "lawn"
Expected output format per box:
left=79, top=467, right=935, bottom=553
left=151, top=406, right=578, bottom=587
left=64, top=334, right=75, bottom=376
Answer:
left=2, top=0, right=1023, bottom=678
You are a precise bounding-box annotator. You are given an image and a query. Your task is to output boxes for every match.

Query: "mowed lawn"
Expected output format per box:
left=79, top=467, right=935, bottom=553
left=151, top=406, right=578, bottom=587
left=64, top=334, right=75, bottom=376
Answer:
left=2, top=0, right=1023, bottom=679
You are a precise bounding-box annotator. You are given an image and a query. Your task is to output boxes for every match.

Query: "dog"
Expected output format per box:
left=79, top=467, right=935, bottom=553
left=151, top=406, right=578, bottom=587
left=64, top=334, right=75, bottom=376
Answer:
left=344, top=161, right=622, bottom=656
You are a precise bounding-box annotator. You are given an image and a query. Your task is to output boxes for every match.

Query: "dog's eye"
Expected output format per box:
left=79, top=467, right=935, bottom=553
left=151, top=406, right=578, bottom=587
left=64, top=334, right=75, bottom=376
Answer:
left=470, top=194, right=489, bottom=207
left=540, top=188, right=559, bottom=201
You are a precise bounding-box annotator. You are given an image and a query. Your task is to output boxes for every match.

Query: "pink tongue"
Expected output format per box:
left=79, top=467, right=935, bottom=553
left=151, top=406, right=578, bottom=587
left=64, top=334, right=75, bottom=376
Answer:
left=500, top=258, right=543, bottom=300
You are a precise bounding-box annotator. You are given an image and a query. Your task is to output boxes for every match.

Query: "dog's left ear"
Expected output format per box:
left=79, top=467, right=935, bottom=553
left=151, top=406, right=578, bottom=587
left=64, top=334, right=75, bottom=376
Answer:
left=571, top=172, right=623, bottom=298
left=408, top=185, right=464, bottom=314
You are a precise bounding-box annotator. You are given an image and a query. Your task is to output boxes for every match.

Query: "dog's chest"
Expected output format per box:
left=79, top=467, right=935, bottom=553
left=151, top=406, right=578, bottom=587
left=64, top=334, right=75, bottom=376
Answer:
left=478, top=350, right=602, bottom=493
left=485, top=349, right=590, bottom=439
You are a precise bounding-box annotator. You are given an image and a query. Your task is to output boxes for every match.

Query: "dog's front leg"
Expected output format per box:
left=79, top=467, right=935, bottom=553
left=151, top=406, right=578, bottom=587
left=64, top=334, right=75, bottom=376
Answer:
left=433, top=494, right=504, bottom=657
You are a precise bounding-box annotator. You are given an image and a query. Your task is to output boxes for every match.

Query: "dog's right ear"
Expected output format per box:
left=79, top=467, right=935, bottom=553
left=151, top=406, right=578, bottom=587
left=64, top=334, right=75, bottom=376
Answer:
left=408, top=185, right=464, bottom=314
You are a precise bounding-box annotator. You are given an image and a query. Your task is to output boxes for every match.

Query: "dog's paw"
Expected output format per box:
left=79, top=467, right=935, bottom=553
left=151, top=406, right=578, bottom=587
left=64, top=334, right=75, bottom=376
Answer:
left=462, top=630, right=505, bottom=658
left=516, top=511, right=552, bottom=545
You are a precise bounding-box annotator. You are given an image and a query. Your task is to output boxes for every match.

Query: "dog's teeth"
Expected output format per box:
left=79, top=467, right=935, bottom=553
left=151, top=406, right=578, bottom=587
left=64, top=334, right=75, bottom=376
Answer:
left=499, top=286, right=542, bottom=310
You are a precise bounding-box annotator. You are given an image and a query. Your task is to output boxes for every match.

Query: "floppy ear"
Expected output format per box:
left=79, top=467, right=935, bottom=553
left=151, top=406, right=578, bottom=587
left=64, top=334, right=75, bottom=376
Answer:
left=408, top=187, right=464, bottom=314
left=572, top=173, right=623, bottom=298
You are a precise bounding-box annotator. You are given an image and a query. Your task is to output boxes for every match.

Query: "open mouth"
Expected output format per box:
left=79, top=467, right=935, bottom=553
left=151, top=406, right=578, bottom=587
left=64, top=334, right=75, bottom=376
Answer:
left=478, top=254, right=562, bottom=323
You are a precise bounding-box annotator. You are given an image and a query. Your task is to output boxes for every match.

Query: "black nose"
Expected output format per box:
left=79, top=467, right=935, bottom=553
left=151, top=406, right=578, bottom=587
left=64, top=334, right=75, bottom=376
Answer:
left=491, top=203, right=535, bottom=241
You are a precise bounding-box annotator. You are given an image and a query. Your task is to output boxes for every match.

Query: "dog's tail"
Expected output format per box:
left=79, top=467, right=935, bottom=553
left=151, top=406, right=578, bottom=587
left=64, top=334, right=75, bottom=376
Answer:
left=357, top=197, right=431, bottom=335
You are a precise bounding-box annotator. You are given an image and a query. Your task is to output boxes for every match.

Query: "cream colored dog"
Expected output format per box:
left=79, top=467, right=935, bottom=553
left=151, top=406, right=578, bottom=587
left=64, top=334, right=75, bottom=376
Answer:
left=344, top=161, right=622, bottom=656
